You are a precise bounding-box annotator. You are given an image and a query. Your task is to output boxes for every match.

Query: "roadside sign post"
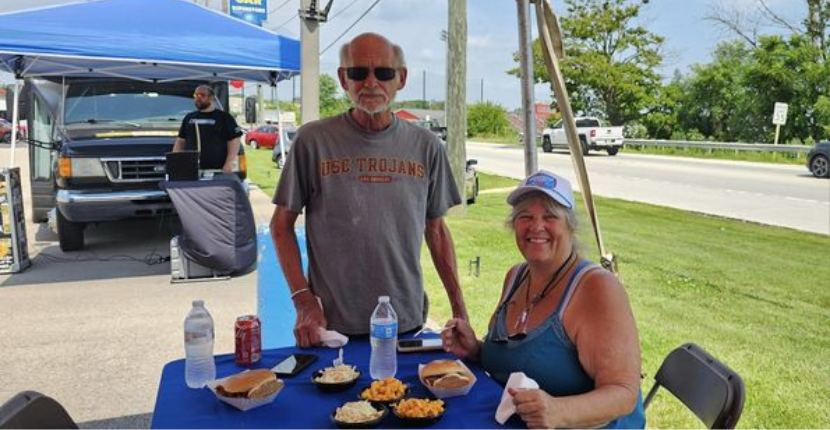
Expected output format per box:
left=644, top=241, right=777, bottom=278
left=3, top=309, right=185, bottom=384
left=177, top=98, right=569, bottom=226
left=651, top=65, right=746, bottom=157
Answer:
left=772, top=102, right=788, bottom=145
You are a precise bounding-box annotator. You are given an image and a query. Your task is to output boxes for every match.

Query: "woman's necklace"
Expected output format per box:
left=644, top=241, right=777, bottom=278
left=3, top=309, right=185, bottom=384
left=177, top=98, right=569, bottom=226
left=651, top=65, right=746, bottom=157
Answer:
left=513, top=249, right=576, bottom=333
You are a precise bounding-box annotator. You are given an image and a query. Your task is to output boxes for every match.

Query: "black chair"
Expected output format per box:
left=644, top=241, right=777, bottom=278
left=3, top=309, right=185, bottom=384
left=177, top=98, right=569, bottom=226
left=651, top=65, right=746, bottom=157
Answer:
left=644, top=343, right=745, bottom=429
left=0, top=391, right=78, bottom=429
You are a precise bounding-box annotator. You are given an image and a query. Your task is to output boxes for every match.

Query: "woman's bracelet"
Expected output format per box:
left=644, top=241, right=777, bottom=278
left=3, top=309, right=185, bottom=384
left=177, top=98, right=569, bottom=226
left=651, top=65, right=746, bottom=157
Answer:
left=290, top=288, right=310, bottom=300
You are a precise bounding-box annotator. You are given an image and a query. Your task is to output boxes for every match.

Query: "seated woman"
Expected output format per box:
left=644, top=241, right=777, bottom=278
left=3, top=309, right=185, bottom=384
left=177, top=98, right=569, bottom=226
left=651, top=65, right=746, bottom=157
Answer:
left=442, top=170, right=644, bottom=429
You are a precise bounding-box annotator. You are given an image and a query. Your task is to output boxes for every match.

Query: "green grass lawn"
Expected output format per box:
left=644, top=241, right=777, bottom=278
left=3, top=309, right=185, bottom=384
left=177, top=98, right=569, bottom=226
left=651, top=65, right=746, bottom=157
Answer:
left=248, top=151, right=829, bottom=428
left=245, top=146, right=280, bottom=197
left=470, top=136, right=811, bottom=166
left=623, top=144, right=808, bottom=166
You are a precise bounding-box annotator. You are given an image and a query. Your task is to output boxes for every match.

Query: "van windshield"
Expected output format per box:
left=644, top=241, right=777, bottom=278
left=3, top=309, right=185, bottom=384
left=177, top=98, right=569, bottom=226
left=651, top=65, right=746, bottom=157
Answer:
left=63, top=80, right=198, bottom=128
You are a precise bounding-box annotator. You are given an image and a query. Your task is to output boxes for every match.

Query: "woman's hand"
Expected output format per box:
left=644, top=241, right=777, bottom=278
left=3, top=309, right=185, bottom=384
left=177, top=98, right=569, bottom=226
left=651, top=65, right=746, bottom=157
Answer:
left=441, top=318, right=480, bottom=361
left=509, top=388, right=559, bottom=429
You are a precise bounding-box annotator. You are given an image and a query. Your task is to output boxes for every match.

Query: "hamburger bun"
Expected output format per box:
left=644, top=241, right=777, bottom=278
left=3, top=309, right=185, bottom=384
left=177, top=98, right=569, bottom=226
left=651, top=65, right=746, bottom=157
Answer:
left=431, top=372, right=471, bottom=389
left=421, top=360, right=472, bottom=389
left=216, top=369, right=283, bottom=399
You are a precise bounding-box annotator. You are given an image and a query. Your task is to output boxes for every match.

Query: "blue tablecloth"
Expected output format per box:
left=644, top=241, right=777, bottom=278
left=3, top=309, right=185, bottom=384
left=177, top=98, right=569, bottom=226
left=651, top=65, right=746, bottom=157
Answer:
left=151, top=338, right=525, bottom=429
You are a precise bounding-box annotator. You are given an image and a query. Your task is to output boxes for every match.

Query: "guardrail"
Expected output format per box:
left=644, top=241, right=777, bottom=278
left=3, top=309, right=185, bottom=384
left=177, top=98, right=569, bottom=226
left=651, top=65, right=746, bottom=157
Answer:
left=623, top=138, right=813, bottom=154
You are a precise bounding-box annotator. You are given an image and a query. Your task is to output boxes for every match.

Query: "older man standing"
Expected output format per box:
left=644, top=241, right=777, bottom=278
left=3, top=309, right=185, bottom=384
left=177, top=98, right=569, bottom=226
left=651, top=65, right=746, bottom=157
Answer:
left=271, top=32, right=468, bottom=347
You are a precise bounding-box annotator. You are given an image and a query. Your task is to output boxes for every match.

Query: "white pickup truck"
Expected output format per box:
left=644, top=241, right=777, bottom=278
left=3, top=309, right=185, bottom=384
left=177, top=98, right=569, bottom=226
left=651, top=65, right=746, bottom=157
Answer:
left=541, top=117, right=624, bottom=156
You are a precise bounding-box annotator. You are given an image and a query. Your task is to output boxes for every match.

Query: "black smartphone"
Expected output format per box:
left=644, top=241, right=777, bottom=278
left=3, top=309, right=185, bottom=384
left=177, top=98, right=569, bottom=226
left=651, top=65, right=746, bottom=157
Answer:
left=271, top=353, right=318, bottom=376
left=397, top=338, right=443, bottom=353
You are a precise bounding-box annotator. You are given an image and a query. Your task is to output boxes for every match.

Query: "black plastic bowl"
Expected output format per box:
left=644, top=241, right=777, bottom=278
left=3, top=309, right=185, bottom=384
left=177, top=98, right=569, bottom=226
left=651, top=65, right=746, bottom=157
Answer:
left=311, top=368, right=361, bottom=393
left=391, top=398, right=447, bottom=427
left=357, top=382, right=409, bottom=404
left=331, top=401, right=387, bottom=429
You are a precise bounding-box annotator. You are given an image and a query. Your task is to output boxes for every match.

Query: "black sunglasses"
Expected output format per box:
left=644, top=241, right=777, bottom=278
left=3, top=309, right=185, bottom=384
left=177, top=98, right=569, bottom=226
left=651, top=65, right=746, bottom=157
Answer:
left=346, top=67, right=397, bottom=81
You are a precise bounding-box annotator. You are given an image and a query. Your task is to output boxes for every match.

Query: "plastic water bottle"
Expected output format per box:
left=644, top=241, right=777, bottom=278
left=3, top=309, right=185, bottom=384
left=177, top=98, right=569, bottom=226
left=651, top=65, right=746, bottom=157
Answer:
left=369, top=296, right=398, bottom=379
left=184, top=300, right=216, bottom=388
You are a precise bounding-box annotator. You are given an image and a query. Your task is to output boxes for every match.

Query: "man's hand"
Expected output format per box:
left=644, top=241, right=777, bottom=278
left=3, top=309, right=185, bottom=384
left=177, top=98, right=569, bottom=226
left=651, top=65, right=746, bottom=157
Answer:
left=222, top=163, right=233, bottom=174
left=292, top=292, right=326, bottom=348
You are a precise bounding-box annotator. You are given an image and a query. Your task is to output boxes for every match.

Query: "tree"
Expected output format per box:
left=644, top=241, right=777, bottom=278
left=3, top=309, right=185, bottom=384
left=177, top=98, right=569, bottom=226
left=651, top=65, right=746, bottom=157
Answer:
left=673, top=34, right=829, bottom=143
left=510, top=0, right=663, bottom=125
left=393, top=100, right=446, bottom=111
left=319, top=74, right=350, bottom=119
left=742, top=34, right=830, bottom=142
left=467, top=102, right=510, bottom=136
left=639, top=72, right=684, bottom=140
left=706, top=0, right=829, bottom=62
left=677, top=41, right=753, bottom=141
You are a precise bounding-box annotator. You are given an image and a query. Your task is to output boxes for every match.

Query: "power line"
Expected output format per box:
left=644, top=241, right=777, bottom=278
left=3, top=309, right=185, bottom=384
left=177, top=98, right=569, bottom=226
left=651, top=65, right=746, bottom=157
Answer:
left=271, top=13, right=298, bottom=31
left=328, top=0, right=362, bottom=22
left=268, top=0, right=293, bottom=15
left=320, top=0, right=384, bottom=55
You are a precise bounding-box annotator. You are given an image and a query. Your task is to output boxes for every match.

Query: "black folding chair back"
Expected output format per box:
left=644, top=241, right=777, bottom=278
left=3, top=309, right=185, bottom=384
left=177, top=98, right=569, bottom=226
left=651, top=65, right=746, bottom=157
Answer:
left=644, top=343, right=745, bottom=429
left=0, top=391, right=78, bottom=429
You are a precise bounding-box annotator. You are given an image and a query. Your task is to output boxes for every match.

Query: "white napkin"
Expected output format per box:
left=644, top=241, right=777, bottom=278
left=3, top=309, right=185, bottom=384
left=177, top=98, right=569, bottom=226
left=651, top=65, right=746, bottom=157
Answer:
left=317, top=327, right=348, bottom=348
left=495, top=372, right=540, bottom=424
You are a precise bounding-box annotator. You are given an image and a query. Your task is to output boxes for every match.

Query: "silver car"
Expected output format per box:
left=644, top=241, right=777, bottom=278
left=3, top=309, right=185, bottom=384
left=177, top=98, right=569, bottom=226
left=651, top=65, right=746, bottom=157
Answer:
left=271, top=128, right=297, bottom=168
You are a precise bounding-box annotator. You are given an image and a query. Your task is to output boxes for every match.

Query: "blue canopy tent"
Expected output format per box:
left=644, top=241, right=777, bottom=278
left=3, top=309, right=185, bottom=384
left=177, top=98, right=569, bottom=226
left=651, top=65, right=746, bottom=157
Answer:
left=0, top=0, right=300, bottom=83
left=0, top=0, right=300, bottom=162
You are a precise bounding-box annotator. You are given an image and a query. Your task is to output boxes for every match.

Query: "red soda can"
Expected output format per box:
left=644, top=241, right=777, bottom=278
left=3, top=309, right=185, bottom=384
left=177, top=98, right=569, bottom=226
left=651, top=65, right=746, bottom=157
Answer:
left=235, top=315, right=262, bottom=366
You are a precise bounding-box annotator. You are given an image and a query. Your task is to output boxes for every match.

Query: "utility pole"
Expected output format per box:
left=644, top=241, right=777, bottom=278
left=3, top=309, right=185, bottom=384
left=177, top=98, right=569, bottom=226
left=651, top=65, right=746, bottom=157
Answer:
left=480, top=78, right=483, bottom=103
left=446, top=0, right=468, bottom=213
left=422, top=70, right=427, bottom=109
left=257, top=84, right=264, bottom=125
left=221, top=0, right=227, bottom=13
left=300, top=0, right=332, bottom=124
left=516, top=0, right=537, bottom=176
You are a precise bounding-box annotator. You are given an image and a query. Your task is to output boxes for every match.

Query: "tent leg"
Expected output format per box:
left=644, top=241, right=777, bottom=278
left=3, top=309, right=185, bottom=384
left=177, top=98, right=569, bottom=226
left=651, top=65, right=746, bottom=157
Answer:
left=9, top=79, right=22, bottom=167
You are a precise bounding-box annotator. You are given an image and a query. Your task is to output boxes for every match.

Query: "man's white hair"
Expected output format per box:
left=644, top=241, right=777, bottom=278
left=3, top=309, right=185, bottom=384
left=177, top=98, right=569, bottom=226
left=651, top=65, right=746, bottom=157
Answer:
left=339, top=33, right=406, bottom=68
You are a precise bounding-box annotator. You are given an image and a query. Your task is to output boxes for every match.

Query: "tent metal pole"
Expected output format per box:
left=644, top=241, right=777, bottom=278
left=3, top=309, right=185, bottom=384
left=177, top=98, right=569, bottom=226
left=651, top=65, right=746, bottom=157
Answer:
left=274, top=84, right=286, bottom=164
left=9, top=79, right=21, bottom=167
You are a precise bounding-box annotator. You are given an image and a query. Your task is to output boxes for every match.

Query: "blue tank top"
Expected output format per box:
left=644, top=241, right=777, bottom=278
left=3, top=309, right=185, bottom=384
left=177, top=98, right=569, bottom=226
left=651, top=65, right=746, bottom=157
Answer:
left=481, top=260, right=645, bottom=429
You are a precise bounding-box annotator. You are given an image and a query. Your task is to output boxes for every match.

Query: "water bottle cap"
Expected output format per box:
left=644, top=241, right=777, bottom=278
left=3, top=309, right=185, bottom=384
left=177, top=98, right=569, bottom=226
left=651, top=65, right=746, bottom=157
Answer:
left=192, top=299, right=204, bottom=307
left=378, top=296, right=390, bottom=303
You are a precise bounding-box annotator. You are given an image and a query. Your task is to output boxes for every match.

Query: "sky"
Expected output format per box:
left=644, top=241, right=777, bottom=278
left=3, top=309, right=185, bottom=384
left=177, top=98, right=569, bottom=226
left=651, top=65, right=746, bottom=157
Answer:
left=0, top=0, right=809, bottom=111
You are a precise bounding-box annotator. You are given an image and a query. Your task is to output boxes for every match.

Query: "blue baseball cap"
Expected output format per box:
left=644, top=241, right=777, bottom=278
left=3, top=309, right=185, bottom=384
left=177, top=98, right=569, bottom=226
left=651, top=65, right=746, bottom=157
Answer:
left=507, top=170, right=574, bottom=209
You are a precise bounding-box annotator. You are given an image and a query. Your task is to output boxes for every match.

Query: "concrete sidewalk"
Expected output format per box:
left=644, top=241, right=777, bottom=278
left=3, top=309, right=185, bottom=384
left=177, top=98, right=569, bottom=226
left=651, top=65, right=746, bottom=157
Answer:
left=0, top=146, right=281, bottom=428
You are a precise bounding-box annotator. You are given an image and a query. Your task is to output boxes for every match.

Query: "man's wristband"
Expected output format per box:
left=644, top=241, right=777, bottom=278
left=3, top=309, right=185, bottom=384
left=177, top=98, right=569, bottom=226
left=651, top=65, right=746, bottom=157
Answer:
left=290, top=288, right=311, bottom=300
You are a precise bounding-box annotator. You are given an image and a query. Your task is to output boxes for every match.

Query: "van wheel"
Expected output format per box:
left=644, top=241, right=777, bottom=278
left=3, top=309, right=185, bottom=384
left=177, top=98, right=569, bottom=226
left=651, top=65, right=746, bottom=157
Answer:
left=607, top=147, right=619, bottom=156
left=579, top=136, right=590, bottom=156
left=57, top=210, right=85, bottom=252
left=542, top=136, right=552, bottom=153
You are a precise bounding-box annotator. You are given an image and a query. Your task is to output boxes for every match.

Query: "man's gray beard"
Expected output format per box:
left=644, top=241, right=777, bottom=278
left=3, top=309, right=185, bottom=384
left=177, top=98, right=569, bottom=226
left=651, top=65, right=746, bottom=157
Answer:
left=353, top=94, right=395, bottom=115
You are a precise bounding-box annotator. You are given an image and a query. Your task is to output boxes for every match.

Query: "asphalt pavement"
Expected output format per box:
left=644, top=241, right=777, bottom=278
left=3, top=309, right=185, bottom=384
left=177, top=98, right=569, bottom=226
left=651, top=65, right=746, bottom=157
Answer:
left=0, top=146, right=280, bottom=428
left=467, top=141, right=830, bottom=235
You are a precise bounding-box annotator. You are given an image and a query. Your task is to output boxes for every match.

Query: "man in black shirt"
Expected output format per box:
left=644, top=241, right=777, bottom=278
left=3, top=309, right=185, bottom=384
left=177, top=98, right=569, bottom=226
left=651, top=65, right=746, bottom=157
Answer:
left=173, top=85, right=243, bottom=173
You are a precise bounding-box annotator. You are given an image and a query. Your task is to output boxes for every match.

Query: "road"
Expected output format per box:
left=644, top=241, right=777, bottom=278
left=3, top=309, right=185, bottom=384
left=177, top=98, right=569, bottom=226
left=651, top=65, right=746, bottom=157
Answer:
left=466, top=141, right=830, bottom=235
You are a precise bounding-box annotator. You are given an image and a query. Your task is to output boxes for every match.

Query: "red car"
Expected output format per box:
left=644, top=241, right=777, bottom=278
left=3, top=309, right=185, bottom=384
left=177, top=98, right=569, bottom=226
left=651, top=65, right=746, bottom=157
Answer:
left=0, top=118, right=26, bottom=143
left=244, top=125, right=282, bottom=150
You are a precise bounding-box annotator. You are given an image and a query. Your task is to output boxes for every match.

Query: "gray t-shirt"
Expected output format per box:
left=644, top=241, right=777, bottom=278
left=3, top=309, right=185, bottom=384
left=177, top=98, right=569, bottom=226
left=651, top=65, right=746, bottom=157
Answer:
left=273, top=112, right=461, bottom=335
